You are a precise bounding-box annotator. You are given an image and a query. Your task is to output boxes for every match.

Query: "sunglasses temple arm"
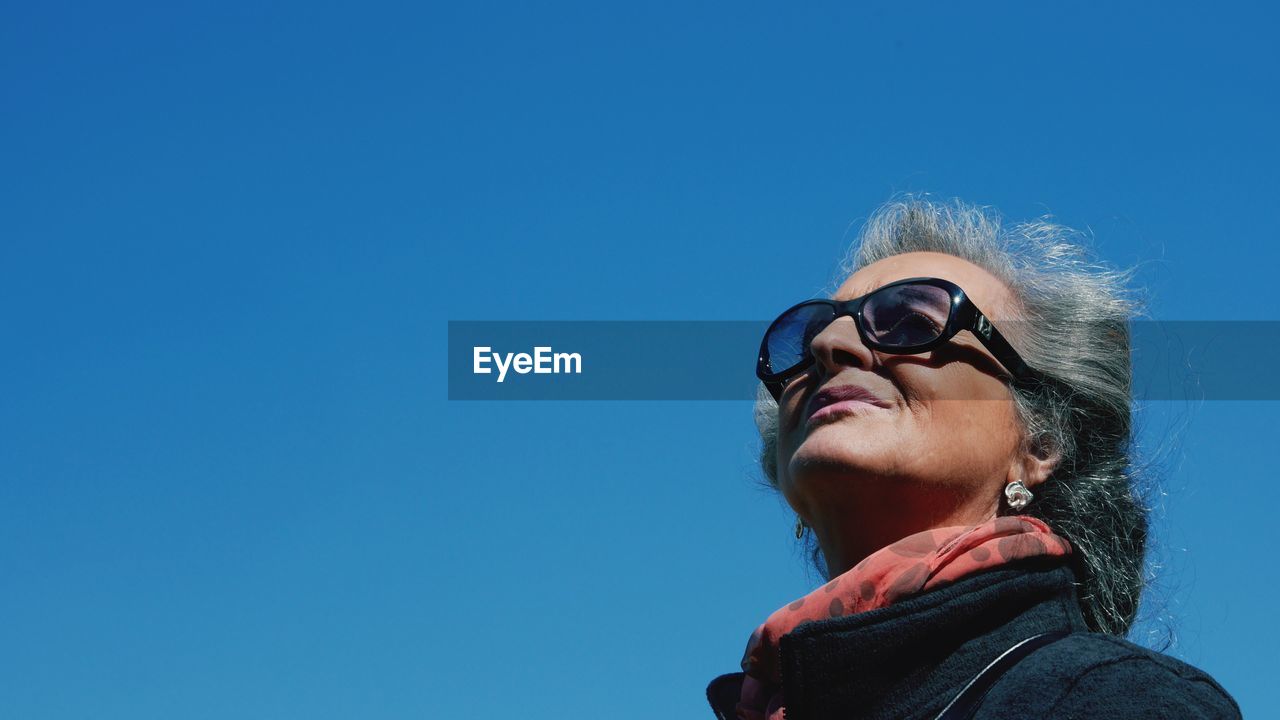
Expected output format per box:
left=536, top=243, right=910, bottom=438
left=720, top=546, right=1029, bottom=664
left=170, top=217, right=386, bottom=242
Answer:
left=970, top=312, right=1039, bottom=383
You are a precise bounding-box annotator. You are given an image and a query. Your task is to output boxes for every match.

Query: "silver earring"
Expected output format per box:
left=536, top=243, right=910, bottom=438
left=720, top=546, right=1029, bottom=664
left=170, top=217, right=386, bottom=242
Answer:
left=1004, top=480, right=1034, bottom=511
left=795, top=516, right=805, bottom=539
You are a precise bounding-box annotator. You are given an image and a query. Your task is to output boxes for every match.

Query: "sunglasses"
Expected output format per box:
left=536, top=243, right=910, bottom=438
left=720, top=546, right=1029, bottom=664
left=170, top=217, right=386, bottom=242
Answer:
left=757, top=276, right=1046, bottom=401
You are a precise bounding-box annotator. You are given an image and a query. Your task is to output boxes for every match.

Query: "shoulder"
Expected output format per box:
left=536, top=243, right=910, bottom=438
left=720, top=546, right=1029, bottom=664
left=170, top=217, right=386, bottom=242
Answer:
left=982, top=633, right=1242, bottom=719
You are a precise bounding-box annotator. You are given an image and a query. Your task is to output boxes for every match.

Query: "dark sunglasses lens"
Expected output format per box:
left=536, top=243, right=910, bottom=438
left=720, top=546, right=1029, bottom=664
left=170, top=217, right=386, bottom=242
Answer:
left=862, top=283, right=951, bottom=348
left=764, top=303, right=835, bottom=376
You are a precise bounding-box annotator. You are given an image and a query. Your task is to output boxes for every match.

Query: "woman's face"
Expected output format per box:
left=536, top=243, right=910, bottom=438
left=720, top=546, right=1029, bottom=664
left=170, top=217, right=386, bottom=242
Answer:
left=777, top=251, right=1036, bottom=534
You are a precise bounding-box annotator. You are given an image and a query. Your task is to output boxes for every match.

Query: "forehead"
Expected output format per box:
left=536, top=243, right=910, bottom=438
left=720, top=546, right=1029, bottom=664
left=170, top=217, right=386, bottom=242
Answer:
left=835, top=251, right=1017, bottom=318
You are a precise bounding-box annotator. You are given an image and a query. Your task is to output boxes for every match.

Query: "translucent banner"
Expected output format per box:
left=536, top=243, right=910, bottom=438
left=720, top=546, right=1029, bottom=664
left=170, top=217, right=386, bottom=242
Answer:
left=447, top=321, right=1275, bottom=401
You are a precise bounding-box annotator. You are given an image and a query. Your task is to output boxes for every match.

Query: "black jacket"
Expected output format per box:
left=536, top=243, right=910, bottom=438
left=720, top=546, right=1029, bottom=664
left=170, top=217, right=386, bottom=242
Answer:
left=706, top=557, right=1242, bottom=719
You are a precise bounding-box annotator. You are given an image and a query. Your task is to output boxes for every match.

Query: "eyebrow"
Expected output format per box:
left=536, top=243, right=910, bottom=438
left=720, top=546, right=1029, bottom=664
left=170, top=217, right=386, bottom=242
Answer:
left=837, top=280, right=948, bottom=302
left=834, top=281, right=883, bottom=300
left=890, top=285, right=942, bottom=301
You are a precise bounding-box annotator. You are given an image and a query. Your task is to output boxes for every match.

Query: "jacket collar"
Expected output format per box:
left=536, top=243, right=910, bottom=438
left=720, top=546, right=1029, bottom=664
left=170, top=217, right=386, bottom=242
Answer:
left=707, top=557, right=1088, bottom=720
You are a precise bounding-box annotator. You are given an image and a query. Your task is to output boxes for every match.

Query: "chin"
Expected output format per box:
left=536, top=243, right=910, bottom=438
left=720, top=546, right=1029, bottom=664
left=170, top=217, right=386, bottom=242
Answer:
left=783, top=411, right=902, bottom=479
left=786, top=437, right=884, bottom=484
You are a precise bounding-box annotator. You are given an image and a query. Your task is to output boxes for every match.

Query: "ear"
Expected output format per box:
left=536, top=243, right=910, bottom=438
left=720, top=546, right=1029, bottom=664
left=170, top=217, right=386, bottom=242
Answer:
left=1009, top=433, right=1060, bottom=490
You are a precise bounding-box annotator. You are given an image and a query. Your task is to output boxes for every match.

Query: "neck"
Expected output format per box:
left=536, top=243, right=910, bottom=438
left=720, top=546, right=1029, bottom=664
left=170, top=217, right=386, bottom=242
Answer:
left=806, top=482, right=1000, bottom=578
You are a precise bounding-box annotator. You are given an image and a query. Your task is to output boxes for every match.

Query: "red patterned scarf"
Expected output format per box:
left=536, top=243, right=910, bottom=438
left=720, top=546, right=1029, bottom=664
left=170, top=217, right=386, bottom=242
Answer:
left=736, top=515, right=1073, bottom=720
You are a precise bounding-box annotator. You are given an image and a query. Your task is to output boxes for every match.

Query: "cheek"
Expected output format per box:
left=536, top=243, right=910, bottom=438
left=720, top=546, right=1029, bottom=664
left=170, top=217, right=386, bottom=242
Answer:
left=926, top=399, right=1010, bottom=441
left=894, top=368, right=1020, bottom=458
left=911, top=393, right=1021, bottom=469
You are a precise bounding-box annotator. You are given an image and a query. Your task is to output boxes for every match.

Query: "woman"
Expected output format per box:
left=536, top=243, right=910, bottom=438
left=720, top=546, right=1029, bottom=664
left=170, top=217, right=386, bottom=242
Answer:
left=706, top=197, right=1242, bottom=720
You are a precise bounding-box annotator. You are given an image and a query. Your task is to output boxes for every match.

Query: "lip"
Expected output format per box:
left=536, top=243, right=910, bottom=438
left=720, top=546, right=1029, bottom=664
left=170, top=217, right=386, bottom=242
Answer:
left=806, top=384, right=892, bottom=426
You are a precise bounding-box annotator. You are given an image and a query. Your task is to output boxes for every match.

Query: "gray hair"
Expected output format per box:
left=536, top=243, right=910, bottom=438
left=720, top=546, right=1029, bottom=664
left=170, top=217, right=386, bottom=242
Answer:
left=755, top=195, right=1149, bottom=636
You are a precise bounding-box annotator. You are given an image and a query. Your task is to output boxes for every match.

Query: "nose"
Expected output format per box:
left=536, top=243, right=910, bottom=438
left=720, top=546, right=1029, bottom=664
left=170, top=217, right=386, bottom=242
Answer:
left=809, top=314, right=879, bottom=381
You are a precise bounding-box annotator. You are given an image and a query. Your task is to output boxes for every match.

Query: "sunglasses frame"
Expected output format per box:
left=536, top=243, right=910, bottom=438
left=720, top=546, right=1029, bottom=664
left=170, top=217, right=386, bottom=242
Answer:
left=757, top=276, right=1046, bottom=401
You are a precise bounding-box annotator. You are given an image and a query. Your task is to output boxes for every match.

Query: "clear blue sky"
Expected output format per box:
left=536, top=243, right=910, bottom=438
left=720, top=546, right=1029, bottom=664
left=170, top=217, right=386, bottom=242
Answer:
left=2, top=2, right=1277, bottom=718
